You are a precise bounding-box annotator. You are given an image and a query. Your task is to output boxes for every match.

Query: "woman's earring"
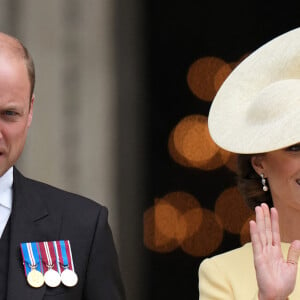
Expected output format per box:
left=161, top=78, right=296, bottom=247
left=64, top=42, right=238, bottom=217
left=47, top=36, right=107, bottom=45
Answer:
left=260, top=174, right=268, bottom=192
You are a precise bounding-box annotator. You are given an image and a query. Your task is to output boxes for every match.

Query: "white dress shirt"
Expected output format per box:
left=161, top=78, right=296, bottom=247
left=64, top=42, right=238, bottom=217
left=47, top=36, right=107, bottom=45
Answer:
left=0, top=167, right=13, bottom=238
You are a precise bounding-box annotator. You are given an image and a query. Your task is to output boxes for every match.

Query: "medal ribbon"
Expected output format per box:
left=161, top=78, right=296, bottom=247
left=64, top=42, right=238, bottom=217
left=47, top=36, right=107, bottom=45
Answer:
left=20, top=242, right=44, bottom=276
left=39, top=241, right=60, bottom=273
left=56, top=240, right=75, bottom=271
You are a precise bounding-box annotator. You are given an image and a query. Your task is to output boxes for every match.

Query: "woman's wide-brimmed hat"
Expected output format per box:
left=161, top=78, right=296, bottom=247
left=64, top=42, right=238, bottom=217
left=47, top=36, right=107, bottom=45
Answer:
left=208, top=27, right=300, bottom=154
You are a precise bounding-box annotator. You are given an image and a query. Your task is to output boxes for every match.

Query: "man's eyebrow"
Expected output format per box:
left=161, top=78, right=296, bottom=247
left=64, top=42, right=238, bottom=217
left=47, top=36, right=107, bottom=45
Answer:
left=0, top=104, right=25, bottom=112
left=1, top=104, right=20, bottom=109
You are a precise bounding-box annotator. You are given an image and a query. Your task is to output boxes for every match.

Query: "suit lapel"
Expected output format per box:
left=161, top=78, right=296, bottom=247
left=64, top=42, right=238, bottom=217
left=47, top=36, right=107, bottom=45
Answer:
left=6, top=168, right=62, bottom=300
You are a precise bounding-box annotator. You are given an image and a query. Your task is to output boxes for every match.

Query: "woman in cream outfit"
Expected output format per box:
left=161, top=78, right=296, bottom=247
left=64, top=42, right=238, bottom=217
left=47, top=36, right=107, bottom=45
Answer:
left=199, top=27, right=300, bottom=300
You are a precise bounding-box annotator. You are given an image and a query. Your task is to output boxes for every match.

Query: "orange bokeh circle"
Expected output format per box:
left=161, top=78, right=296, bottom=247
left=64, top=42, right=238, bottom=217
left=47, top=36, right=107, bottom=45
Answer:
left=143, top=191, right=203, bottom=253
left=169, top=114, right=231, bottom=170
left=187, top=56, right=231, bottom=101
left=214, top=63, right=232, bottom=92
left=144, top=206, right=179, bottom=253
left=240, top=215, right=255, bottom=245
left=215, top=186, right=253, bottom=234
left=181, top=208, right=223, bottom=257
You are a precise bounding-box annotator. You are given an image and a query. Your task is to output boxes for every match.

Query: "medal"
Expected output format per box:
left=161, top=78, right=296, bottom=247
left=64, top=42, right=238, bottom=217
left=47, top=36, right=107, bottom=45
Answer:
left=56, top=240, right=78, bottom=287
left=61, top=268, right=78, bottom=287
left=20, top=242, right=44, bottom=288
left=39, top=241, right=61, bottom=287
left=44, top=267, right=61, bottom=287
left=27, top=267, right=45, bottom=288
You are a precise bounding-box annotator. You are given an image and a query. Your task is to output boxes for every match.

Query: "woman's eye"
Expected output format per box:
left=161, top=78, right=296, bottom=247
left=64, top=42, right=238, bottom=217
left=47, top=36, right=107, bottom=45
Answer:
left=286, top=144, right=300, bottom=152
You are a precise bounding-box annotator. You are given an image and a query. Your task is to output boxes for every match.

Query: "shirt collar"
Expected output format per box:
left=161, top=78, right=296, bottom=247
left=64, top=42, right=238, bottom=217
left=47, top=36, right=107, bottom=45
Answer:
left=0, top=167, right=13, bottom=209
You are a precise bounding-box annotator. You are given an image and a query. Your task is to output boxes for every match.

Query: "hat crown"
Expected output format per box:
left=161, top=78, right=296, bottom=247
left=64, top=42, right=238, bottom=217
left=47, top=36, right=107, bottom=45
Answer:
left=247, top=79, right=300, bottom=124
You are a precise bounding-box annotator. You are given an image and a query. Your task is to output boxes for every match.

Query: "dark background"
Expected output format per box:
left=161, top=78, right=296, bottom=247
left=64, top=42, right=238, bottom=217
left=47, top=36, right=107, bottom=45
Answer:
left=143, top=2, right=300, bottom=299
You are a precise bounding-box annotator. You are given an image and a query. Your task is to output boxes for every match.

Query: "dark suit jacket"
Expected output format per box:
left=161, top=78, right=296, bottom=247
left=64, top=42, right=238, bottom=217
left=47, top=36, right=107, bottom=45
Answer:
left=6, top=167, right=126, bottom=300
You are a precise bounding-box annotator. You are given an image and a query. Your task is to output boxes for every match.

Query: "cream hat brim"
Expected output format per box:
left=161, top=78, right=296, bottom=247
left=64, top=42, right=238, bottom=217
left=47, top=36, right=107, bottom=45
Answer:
left=208, top=27, right=300, bottom=154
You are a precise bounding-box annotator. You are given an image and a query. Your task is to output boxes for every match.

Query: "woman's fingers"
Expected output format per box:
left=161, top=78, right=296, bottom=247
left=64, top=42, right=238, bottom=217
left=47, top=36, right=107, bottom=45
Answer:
left=251, top=203, right=279, bottom=248
left=250, top=219, right=262, bottom=257
left=261, top=203, right=272, bottom=245
left=270, top=207, right=281, bottom=246
left=255, top=205, right=267, bottom=246
left=287, top=240, right=300, bottom=266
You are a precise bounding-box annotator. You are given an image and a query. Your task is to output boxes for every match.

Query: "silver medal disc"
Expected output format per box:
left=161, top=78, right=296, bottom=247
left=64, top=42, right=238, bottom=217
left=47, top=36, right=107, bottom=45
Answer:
left=61, top=269, right=78, bottom=287
left=44, top=268, right=61, bottom=287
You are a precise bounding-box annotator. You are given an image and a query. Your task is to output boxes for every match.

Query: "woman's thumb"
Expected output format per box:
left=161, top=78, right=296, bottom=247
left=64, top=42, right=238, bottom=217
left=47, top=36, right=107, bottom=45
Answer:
left=287, top=240, right=300, bottom=265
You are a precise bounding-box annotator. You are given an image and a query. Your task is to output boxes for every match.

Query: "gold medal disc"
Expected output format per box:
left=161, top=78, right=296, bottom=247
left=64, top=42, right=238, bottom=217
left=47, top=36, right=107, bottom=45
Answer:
left=27, top=269, right=45, bottom=288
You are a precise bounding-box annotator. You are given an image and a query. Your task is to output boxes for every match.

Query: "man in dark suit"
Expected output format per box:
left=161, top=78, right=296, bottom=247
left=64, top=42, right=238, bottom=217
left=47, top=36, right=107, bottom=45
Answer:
left=0, top=32, right=126, bottom=299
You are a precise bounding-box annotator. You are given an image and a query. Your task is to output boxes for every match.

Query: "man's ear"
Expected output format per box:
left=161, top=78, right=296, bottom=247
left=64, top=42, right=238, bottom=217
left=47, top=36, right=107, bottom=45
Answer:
left=27, top=94, right=35, bottom=127
left=251, top=155, right=266, bottom=177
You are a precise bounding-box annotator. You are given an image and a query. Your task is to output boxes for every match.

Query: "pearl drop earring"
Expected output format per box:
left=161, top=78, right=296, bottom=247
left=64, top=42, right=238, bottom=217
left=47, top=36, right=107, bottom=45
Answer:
left=260, top=174, right=268, bottom=192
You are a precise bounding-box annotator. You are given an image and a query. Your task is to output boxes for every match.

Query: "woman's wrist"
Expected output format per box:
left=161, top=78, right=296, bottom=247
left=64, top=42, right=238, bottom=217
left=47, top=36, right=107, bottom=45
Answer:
left=258, top=292, right=289, bottom=300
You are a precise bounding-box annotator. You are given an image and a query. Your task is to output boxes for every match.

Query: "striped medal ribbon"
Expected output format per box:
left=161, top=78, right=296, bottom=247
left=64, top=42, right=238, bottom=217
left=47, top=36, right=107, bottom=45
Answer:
left=39, top=241, right=61, bottom=287
left=55, top=240, right=78, bottom=287
left=20, top=242, right=44, bottom=288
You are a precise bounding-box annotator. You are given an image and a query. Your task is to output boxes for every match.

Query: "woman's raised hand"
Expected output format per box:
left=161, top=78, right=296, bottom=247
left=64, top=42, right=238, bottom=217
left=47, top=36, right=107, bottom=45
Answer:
left=250, top=203, right=300, bottom=300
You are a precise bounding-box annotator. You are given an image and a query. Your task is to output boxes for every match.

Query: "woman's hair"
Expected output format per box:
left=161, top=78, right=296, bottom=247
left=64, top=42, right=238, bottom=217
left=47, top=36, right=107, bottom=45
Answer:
left=236, top=154, right=273, bottom=210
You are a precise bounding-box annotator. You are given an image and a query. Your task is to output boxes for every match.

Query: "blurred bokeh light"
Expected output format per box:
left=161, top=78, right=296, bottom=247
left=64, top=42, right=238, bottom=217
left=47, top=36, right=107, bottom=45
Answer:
left=215, top=187, right=253, bottom=234
left=169, top=115, right=231, bottom=170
